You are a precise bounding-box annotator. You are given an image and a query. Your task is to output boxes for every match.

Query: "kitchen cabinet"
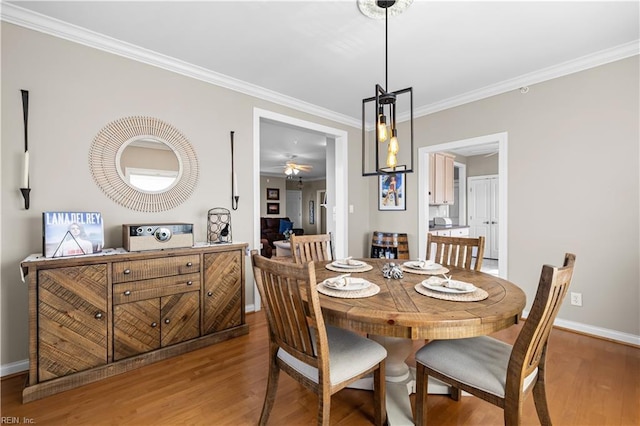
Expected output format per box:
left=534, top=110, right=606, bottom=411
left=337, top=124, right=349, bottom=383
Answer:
left=429, top=153, right=455, bottom=205
left=21, top=243, right=248, bottom=402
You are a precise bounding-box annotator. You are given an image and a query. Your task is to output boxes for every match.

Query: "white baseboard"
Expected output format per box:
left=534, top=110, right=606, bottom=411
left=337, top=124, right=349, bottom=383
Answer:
left=1, top=359, right=29, bottom=377
left=553, top=317, right=640, bottom=346
left=4, top=310, right=635, bottom=378
left=522, top=310, right=640, bottom=347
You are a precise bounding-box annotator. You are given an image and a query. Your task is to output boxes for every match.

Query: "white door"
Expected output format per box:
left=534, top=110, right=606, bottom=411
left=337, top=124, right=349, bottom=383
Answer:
left=467, top=176, right=499, bottom=259
left=286, top=190, right=303, bottom=229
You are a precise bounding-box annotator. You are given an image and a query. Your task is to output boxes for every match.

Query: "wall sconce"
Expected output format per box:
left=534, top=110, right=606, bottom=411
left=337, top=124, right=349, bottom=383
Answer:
left=230, top=131, right=239, bottom=210
left=20, top=89, right=31, bottom=209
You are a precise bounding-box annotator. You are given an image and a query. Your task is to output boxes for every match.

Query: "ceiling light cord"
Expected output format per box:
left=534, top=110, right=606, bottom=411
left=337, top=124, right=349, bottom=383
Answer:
left=385, top=5, right=388, bottom=92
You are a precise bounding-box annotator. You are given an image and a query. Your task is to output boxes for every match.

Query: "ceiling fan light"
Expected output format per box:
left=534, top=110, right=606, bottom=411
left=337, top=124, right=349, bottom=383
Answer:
left=293, top=168, right=299, bottom=175
left=285, top=167, right=293, bottom=176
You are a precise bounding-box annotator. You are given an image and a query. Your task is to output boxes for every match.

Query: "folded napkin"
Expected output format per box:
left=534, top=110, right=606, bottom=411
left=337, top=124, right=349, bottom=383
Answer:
left=443, top=280, right=476, bottom=291
left=414, top=259, right=435, bottom=269
left=336, top=257, right=360, bottom=266
left=323, top=275, right=369, bottom=289
left=424, top=276, right=476, bottom=291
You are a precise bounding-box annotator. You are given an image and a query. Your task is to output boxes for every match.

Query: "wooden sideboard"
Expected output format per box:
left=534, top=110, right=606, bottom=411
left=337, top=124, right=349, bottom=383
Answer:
left=20, top=243, right=249, bottom=402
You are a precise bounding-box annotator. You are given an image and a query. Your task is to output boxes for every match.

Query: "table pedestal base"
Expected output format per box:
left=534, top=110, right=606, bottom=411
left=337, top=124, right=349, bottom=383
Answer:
left=347, top=335, right=451, bottom=425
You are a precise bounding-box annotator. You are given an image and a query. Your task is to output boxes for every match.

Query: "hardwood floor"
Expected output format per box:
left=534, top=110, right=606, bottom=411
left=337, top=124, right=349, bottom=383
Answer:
left=2, top=311, right=639, bottom=425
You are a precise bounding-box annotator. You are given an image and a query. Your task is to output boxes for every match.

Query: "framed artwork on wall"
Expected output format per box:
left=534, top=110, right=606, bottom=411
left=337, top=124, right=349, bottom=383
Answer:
left=378, top=168, right=406, bottom=211
left=267, top=203, right=280, bottom=215
left=266, top=188, right=280, bottom=200
left=309, top=200, right=315, bottom=224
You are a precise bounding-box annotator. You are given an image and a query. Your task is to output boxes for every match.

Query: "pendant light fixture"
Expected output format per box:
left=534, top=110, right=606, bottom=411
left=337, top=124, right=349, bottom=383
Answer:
left=360, top=0, right=414, bottom=176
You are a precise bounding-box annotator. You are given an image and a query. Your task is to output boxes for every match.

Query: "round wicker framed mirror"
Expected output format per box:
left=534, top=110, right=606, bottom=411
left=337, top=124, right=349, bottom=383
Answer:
left=89, top=116, right=199, bottom=212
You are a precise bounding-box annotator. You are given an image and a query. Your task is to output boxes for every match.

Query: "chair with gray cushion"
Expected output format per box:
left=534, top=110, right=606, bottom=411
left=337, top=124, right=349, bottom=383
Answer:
left=414, top=253, right=576, bottom=425
left=250, top=250, right=387, bottom=426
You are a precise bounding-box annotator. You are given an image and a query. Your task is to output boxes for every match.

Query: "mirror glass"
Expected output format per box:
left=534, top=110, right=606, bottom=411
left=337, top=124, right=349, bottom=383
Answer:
left=117, top=138, right=181, bottom=192
left=89, top=116, right=199, bottom=212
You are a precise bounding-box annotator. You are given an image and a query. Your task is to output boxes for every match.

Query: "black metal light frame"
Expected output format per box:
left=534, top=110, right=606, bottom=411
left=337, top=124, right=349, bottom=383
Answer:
left=361, top=0, right=414, bottom=177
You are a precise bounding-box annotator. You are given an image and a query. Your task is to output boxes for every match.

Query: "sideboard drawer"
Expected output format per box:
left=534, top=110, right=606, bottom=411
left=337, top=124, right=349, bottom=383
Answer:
left=112, top=255, right=200, bottom=283
left=113, top=272, right=201, bottom=304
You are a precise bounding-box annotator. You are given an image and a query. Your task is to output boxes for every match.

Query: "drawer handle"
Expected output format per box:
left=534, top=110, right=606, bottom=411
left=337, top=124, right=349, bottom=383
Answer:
left=94, top=312, right=103, bottom=320
left=207, top=291, right=213, bottom=297
left=123, top=269, right=131, bottom=275
left=186, top=281, right=193, bottom=286
left=124, top=290, right=131, bottom=296
left=186, top=262, right=193, bottom=267
left=151, top=322, right=157, bottom=328
left=164, top=318, right=170, bottom=324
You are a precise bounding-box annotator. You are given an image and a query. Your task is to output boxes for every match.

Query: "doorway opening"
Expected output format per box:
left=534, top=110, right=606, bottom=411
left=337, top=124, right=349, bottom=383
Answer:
left=253, top=108, right=349, bottom=309
left=418, top=132, right=508, bottom=277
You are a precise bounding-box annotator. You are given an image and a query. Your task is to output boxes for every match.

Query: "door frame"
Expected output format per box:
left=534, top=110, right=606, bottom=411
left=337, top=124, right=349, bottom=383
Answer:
left=418, top=132, right=508, bottom=278
left=254, top=108, right=349, bottom=310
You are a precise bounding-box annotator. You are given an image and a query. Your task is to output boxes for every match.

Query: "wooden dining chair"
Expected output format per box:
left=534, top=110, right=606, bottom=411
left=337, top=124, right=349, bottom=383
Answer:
left=413, top=253, right=576, bottom=426
left=250, top=251, right=387, bottom=426
left=290, top=233, right=333, bottom=264
left=426, top=234, right=486, bottom=271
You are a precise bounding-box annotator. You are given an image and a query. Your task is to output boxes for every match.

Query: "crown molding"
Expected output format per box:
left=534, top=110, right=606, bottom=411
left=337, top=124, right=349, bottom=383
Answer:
left=408, top=40, right=640, bottom=120
left=3, top=3, right=638, bottom=128
left=1, top=3, right=361, bottom=129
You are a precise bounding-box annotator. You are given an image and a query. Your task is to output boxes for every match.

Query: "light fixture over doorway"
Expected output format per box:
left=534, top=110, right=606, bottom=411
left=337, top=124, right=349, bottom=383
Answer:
left=360, top=0, right=414, bottom=176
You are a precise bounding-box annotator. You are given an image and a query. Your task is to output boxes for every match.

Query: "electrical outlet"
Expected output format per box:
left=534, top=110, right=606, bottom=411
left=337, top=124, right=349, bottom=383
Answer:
left=570, top=292, right=582, bottom=307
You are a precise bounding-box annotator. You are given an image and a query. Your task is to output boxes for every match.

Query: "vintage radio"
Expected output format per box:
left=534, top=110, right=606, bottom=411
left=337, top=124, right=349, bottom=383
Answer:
left=122, top=223, right=194, bottom=252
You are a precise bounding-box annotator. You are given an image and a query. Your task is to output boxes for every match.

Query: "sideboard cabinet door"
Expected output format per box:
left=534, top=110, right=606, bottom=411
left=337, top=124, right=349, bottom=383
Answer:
left=114, top=291, right=200, bottom=360
left=37, top=264, right=108, bottom=382
left=202, top=250, right=242, bottom=334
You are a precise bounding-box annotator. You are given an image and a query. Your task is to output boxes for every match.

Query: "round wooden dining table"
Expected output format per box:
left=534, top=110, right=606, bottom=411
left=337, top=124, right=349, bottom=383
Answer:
left=314, top=258, right=526, bottom=425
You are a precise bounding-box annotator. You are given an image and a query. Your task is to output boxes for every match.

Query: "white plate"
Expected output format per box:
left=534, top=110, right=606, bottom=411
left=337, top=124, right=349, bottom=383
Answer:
left=404, top=261, right=442, bottom=270
left=323, top=278, right=371, bottom=291
left=421, top=279, right=476, bottom=294
left=331, top=260, right=367, bottom=269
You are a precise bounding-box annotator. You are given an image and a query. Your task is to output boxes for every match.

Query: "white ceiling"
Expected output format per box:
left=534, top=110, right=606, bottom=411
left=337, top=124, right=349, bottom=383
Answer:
left=5, top=1, right=639, bottom=180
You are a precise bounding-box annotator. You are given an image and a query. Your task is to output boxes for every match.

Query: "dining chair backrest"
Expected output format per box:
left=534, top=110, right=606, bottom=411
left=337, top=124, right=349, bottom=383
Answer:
left=426, top=234, right=485, bottom=271
left=290, top=233, right=333, bottom=264
left=252, top=250, right=326, bottom=370
left=506, top=253, right=576, bottom=401
left=250, top=250, right=387, bottom=426
left=413, top=253, right=576, bottom=426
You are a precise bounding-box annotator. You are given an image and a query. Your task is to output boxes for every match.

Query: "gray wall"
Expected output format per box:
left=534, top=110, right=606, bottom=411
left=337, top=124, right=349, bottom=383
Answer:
left=2, top=22, right=638, bottom=369
left=371, top=56, right=639, bottom=336
left=1, top=23, right=365, bottom=367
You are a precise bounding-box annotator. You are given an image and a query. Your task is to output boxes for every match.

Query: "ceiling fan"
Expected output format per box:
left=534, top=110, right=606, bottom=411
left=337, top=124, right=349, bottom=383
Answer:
left=283, top=161, right=312, bottom=176
left=282, top=155, right=312, bottom=177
